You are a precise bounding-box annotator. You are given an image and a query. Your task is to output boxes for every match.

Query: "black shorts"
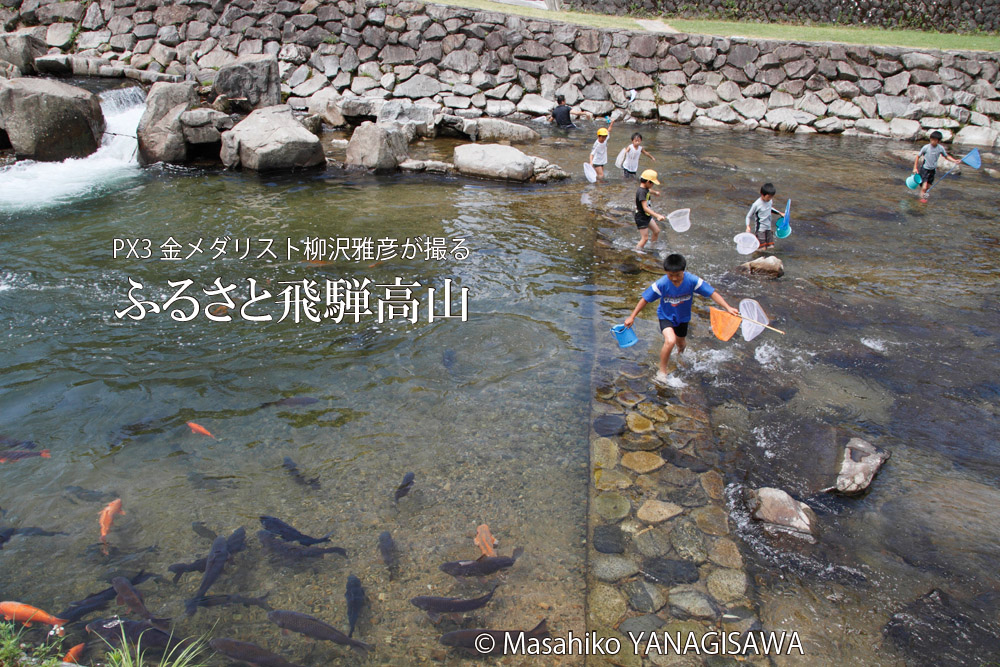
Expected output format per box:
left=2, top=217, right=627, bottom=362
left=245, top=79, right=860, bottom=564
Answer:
left=658, top=320, right=689, bottom=337
left=635, top=213, right=651, bottom=230
left=623, top=169, right=637, bottom=179
left=919, top=165, right=936, bottom=185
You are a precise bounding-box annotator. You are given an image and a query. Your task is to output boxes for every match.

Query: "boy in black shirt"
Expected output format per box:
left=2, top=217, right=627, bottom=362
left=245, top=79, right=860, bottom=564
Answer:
left=635, top=169, right=665, bottom=252
left=547, top=94, right=591, bottom=129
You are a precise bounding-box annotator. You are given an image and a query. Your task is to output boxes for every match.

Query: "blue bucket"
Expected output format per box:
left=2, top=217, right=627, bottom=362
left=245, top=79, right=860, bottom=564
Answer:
left=906, top=173, right=922, bottom=189
left=611, top=324, right=638, bottom=348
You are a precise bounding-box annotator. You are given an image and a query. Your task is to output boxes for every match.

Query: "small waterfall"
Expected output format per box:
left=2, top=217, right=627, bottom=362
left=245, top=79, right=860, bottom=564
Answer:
left=0, top=85, right=147, bottom=213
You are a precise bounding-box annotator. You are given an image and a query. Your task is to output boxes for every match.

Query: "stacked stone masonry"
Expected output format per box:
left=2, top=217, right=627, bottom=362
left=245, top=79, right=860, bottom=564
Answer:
left=562, top=0, right=1000, bottom=34
left=3, top=0, right=1000, bottom=148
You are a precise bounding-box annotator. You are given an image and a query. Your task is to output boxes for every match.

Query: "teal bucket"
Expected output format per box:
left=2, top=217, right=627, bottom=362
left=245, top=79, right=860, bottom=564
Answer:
left=611, top=324, right=638, bottom=348
left=906, top=173, right=922, bottom=189
left=775, top=223, right=791, bottom=239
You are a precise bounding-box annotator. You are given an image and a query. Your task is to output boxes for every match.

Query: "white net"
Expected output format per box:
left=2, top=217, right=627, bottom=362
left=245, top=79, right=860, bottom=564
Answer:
left=739, top=299, right=769, bottom=341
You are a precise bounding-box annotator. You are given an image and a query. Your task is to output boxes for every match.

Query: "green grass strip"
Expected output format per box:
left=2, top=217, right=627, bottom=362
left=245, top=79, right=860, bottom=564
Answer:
left=670, top=18, right=1000, bottom=51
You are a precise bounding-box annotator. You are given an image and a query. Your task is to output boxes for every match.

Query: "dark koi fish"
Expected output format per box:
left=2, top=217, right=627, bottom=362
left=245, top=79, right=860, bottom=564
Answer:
left=209, top=638, right=306, bottom=667
left=191, top=521, right=217, bottom=541
left=0, top=526, right=66, bottom=549
left=377, top=531, right=397, bottom=579
left=0, top=449, right=50, bottom=463
left=64, top=485, right=118, bottom=503
left=58, top=571, right=155, bottom=623
left=282, top=456, right=320, bottom=490
left=185, top=535, right=228, bottom=615
left=411, top=586, right=498, bottom=618
left=266, top=610, right=372, bottom=654
left=0, top=436, right=36, bottom=449
left=345, top=575, right=364, bottom=638
left=259, top=516, right=332, bottom=546
left=257, top=530, right=346, bottom=560
left=85, top=617, right=189, bottom=651
left=167, top=527, right=245, bottom=583
left=394, top=472, right=415, bottom=503
left=440, top=548, right=524, bottom=578
left=440, top=619, right=548, bottom=654
left=111, top=577, right=170, bottom=628
left=197, top=592, right=272, bottom=611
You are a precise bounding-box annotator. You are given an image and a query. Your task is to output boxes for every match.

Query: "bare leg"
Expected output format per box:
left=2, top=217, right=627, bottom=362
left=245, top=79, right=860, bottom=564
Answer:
left=658, top=327, right=678, bottom=375
left=636, top=227, right=650, bottom=251
left=675, top=335, right=687, bottom=363
left=649, top=220, right=660, bottom=245
left=595, top=165, right=605, bottom=180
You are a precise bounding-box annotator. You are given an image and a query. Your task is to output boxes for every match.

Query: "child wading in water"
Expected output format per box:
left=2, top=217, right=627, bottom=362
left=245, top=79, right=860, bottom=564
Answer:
left=745, top=182, right=781, bottom=251
left=619, top=132, right=655, bottom=178
left=913, top=130, right=961, bottom=202
left=634, top=169, right=665, bottom=252
left=624, top=253, right=739, bottom=387
left=588, top=119, right=615, bottom=180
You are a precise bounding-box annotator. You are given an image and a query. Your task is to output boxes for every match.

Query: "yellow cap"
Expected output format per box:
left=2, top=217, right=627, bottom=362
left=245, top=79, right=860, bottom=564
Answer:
left=641, top=169, right=660, bottom=185
left=597, top=128, right=609, bottom=136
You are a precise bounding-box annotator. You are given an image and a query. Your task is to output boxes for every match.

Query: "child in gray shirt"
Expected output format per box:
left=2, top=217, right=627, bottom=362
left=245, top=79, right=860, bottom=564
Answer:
left=913, top=130, right=961, bottom=202
left=745, top=182, right=778, bottom=250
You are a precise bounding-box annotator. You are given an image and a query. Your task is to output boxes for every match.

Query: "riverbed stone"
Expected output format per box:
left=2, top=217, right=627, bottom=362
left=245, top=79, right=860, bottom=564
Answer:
left=707, top=568, right=747, bottom=604
left=708, top=537, right=743, bottom=569
left=623, top=579, right=666, bottom=613
left=594, top=493, right=631, bottom=522
left=595, top=469, right=632, bottom=491
left=620, top=614, right=665, bottom=636
left=593, top=438, right=620, bottom=469
left=746, top=487, right=818, bottom=539
left=692, top=505, right=730, bottom=536
left=637, top=500, right=683, bottom=524
left=593, top=524, right=625, bottom=554
left=637, top=403, right=668, bottom=422
left=641, top=557, right=700, bottom=586
left=616, top=390, right=644, bottom=407
left=589, top=583, right=627, bottom=627
left=592, top=555, right=640, bottom=582
left=699, top=470, right=724, bottom=500
left=827, top=437, right=890, bottom=494
left=668, top=519, right=707, bottom=563
left=633, top=524, right=672, bottom=557
left=738, top=255, right=784, bottom=278
left=626, top=412, right=655, bottom=434
left=620, top=433, right=662, bottom=451
left=593, top=413, right=626, bottom=437
left=621, top=451, right=665, bottom=474
left=669, top=585, right=717, bottom=619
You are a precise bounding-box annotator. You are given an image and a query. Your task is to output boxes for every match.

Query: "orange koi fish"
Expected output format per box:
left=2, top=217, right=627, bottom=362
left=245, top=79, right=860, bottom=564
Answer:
left=186, top=422, right=215, bottom=439
left=0, top=449, right=50, bottom=463
left=99, top=498, right=125, bottom=547
left=63, top=642, right=85, bottom=663
left=474, top=524, right=498, bottom=558
left=0, top=601, right=68, bottom=635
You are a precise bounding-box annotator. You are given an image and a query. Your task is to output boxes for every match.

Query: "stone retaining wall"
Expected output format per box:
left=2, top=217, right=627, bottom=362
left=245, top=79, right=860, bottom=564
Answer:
left=562, top=0, right=1000, bottom=34
left=3, top=0, right=1000, bottom=148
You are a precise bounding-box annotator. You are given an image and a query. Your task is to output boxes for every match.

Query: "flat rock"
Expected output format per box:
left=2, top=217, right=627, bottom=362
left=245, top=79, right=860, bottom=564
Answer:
left=623, top=580, right=666, bottom=613
left=700, top=471, right=724, bottom=500
left=589, top=583, right=628, bottom=627
left=593, top=524, right=625, bottom=554
left=669, top=520, right=707, bottom=563
left=593, top=413, right=626, bottom=437
left=595, top=469, right=632, bottom=491
left=707, top=567, right=747, bottom=603
left=592, top=438, right=620, bottom=469
left=692, top=505, right=730, bottom=536
left=620, top=433, right=663, bottom=452
left=641, top=557, right=700, bottom=586
left=626, top=412, right=655, bottom=434
left=594, top=493, right=631, bottom=522
left=592, top=555, right=639, bottom=582
left=637, top=403, right=668, bottom=422
left=619, top=614, right=665, bottom=636
left=637, top=500, right=684, bottom=524
left=708, top=537, right=743, bottom=569
left=633, top=525, right=672, bottom=558
left=621, top=451, right=665, bottom=474
left=669, top=585, right=717, bottom=619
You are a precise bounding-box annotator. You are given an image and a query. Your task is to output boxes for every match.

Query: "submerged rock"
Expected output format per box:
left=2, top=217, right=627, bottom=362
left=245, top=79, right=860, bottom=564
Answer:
left=0, top=78, right=104, bottom=161
left=738, top=255, right=784, bottom=278
left=745, top=487, right=818, bottom=541
left=824, top=437, right=890, bottom=494
left=884, top=589, right=1000, bottom=665
left=221, top=105, right=324, bottom=171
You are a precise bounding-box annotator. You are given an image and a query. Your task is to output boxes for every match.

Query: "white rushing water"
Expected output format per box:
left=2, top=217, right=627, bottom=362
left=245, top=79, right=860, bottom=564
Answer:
left=0, top=86, right=146, bottom=213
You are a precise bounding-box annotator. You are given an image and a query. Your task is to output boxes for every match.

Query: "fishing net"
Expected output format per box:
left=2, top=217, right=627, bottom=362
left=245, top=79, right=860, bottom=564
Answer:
left=667, top=208, right=691, bottom=232
left=710, top=308, right=741, bottom=342
left=739, top=299, right=770, bottom=341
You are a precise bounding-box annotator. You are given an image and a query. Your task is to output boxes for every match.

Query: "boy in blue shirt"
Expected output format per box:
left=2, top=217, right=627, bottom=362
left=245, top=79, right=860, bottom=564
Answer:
left=623, top=253, right=739, bottom=386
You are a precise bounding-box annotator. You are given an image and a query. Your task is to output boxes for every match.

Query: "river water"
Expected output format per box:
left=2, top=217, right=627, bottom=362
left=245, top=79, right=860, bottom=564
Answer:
left=0, top=94, right=998, bottom=665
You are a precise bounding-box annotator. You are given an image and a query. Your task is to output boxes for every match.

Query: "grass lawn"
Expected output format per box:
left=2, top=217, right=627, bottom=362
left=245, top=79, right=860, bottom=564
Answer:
left=422, top=0, right=999, bottom=51
left=667, top=19, right=1000, bottom=51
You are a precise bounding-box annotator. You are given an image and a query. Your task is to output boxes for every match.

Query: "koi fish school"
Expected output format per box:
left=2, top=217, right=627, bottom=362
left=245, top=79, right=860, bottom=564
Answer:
left=500, top=630, right=804, bottom=657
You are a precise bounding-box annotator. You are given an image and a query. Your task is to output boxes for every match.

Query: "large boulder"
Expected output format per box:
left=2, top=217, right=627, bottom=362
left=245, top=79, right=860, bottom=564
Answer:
left=221, top=105, right=325, bottom=171
left=738, top=255, right=784, bottom=278
left=137, top=81, right=198, bottom=165
left=453, top=143, right=535, bottom=181
left=0, top=32, right=46, bottom=74
left=212, top=54, right=280, bottom=111
left=345, top=120, right=408, bottom=172
left=179, top=108, right=234, bottom=145
left=0, top=78, right=104, bottom=161
left=474, top=118, right=540, bottom=143
left=824, top=438, right=889, bottom=495
left=306, top=88, right=346, bottom=127
left=745, top=487, right=818, bottom=542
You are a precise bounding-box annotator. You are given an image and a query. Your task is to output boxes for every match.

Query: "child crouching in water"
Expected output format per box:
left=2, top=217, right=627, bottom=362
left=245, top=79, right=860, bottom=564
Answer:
left=624, top=253, right=739, bottom=387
